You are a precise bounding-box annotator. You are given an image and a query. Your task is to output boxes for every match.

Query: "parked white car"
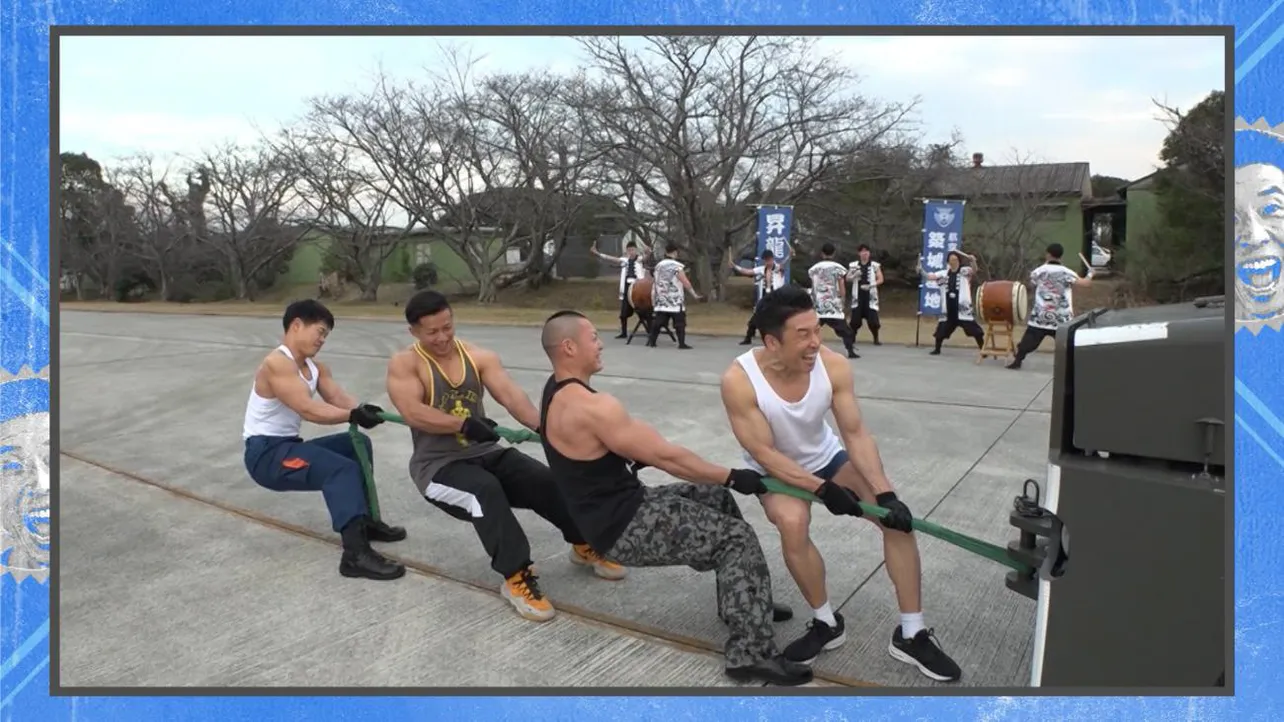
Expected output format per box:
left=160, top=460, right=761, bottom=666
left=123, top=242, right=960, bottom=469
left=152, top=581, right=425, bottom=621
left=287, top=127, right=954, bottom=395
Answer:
left=1091, top=241, right=1112, bottom=269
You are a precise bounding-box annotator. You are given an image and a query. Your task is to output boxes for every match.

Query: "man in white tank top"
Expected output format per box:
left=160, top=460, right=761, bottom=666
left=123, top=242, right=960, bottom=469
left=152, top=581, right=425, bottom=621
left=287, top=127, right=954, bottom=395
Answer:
left=242, top=299, right=406, bottom=582
left=719, top=286, right=963, bottom=683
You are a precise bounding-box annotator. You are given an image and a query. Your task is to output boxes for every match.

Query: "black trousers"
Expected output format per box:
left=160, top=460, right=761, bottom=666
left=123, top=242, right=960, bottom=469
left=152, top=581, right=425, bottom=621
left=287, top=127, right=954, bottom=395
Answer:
left=818, top=317, right=856, bottom=351
left=742, top=297, right=767, bottom=342
left=618, top=296, right=636, bottom=336
left=648, top=310, right=687, bottom=346
left=933, top=316, right=986, bottom=349
left=851, top=301, right=881, bottom=339
left=422, top=448, right=588, bottom=579
left=1013, top=325, right=1057, bottom=362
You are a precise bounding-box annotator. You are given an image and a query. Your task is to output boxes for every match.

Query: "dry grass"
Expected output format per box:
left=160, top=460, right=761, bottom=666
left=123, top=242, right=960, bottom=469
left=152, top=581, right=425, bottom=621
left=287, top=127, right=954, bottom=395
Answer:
left=63, top=276, right=1121, bottom=352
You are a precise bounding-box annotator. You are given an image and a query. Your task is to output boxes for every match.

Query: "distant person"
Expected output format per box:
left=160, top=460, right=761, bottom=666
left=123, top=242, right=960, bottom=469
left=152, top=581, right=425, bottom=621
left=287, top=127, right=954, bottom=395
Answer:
left=538, top=309, right=812, bottom=686
left=591, top=239, right=649, bottom=339
left=729, top=250, right=788, bottom=346
left=919, top=250, right=985, bottom=355
left=847, top=244, right=883, bottom=346
left=241, top=299, right=406, bottom=582
left=385, top=290, right=627, bottom=622
left=808, top=243, right=859, bottom=358
left=648, top=243, right=702, bottom=349
left=1007, top=243, right=1094, bottom=370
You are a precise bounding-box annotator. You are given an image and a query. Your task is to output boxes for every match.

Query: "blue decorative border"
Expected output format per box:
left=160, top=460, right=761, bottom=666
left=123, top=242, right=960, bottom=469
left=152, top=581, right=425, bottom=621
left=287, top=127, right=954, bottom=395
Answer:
left=1, top=2, right=1266, bottom=719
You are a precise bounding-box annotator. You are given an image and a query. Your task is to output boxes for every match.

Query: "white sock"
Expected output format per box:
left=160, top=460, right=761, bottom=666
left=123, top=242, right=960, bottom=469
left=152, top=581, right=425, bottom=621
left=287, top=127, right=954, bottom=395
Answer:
left=812, top=602, right=837, bottom=627
left=901, top=612, right=925, bottom=638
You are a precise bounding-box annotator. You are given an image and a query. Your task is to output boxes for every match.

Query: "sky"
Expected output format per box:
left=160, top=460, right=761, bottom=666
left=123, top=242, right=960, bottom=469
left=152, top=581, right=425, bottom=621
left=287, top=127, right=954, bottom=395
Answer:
left=58, top=34, right=1225, bottom=183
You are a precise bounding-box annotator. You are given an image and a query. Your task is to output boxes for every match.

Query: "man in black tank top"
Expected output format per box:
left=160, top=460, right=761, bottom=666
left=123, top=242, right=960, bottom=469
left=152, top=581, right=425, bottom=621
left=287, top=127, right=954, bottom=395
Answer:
left=537, top=310, right=813, bottom=686
left=386, top=292, right=626, bottom=624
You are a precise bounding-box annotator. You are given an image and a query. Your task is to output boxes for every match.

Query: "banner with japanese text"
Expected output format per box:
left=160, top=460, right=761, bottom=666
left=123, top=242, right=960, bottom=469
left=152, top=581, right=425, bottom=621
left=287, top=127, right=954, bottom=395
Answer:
left=755, top=206, right=793, bottom=301
left=918, top=200, right=965, bottom=316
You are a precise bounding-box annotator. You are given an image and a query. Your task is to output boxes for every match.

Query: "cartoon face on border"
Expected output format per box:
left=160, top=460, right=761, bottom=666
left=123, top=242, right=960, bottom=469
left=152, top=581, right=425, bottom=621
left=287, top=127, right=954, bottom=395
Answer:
left=1235, top=119, right=1284, bottom=333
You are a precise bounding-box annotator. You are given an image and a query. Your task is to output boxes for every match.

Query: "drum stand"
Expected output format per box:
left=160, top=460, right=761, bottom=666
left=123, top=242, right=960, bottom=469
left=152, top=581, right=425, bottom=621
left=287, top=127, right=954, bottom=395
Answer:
left=978, top=321, right=1017, bottom=364
left=626, top=311, right=677, bottom=346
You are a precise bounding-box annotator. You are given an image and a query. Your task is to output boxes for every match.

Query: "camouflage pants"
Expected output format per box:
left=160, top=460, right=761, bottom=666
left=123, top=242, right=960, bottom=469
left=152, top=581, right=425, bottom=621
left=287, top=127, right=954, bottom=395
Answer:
left=607, top=483, right=777, bottom=668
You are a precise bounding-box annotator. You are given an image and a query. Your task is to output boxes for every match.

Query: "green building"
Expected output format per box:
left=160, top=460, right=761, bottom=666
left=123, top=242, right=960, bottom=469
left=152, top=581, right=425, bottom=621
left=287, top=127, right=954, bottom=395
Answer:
left=930, top=155, right=1094, bottom=273
left=279, top=228, right=504, bottom=291
left=1117, top=171, right=1162, bottom=260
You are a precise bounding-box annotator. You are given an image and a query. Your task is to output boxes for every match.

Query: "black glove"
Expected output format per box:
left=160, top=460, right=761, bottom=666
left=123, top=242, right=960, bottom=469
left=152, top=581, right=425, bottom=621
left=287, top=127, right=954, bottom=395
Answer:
left=816, top=481, right=864, bottom=517
left=876, top=492, right=914, bottom=533
left=348, top=403, right=385, bottom=429
left=724, top=468, right=768, bottom=496
left=460, top=416, right=501, bottom=443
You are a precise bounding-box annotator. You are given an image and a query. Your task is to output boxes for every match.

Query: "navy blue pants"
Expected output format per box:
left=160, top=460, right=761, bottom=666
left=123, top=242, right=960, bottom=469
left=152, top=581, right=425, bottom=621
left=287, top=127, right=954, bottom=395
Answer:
left=244, top=431, right=372, bottom=533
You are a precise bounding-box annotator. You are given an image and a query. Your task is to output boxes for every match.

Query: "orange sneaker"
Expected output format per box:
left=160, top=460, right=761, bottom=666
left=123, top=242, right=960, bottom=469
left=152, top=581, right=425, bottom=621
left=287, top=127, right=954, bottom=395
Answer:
left=501, top=567, right=555, bottom=622
left=570, top=544, right=628, bottom=580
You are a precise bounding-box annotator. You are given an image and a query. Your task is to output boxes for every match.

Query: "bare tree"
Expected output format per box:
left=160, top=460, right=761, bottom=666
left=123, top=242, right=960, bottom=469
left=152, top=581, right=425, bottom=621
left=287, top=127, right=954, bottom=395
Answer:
left=190, top=143, right=309, bottom=300
left=272, top=127, right=415, bottom=302
left=302, top=51, right=599, bottom=302
left=110, top=154, right=192, bottom=301
left=793, top=136, right=964, bottom=277
left=571, top=35, right=919, bottom=297
left=470, top=70, right=615, bottom=289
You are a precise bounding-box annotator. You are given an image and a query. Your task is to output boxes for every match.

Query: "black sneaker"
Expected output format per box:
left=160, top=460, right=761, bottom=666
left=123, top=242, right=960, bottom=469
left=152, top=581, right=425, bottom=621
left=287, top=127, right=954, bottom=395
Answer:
left=1005, top=360, right=1022, bottom=369
left=782, top=613, right=846, bottom=664
left=888, top=626, right=961, bottom=682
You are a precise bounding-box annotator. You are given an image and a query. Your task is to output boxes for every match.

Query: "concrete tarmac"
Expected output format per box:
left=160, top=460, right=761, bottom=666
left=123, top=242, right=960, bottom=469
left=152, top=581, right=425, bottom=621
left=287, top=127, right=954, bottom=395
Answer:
left=57, top=310, right=1054, bottom=689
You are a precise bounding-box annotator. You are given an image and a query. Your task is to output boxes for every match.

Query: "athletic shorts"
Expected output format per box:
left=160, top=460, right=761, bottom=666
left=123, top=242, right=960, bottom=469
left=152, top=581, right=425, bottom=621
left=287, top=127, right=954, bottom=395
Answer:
left=811, top=449, right=850, bottom=483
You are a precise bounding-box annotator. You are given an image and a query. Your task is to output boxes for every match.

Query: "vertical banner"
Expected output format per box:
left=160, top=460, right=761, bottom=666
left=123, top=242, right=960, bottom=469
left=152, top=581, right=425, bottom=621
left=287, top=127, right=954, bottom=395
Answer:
left=918, top=199, right=966, bottom=317
left=756, top=205, right=793, bottom=301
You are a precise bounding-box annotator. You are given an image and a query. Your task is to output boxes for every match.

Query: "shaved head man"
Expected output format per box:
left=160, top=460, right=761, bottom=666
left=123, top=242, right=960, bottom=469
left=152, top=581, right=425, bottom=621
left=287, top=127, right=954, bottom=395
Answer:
left=535, top=310, right=812, bottom=686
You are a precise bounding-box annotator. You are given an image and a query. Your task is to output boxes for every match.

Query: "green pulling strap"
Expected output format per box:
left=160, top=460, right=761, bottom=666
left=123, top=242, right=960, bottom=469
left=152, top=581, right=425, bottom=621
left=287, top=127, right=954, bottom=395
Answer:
left=352, top=411, right=1031, bottom=574
left=347, top=424, right=382, bottom=522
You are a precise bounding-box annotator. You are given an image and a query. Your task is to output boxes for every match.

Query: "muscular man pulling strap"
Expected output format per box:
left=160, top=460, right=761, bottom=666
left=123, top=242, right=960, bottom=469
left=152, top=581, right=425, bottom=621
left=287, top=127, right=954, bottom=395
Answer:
left=537, top=310, right=812, bottom=686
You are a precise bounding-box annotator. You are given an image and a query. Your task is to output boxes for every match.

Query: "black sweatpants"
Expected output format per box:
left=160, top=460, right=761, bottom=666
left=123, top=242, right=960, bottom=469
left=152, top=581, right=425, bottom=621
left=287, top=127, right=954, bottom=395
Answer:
left=1013, top=325, right=1057, bottom=363
left=421, top=448, right=589, bottom=579
left=607, top=483, right=778, bottom=669
left=933, top=316, right=986, bottom=350
left=648, top=310, right=688, bottom=347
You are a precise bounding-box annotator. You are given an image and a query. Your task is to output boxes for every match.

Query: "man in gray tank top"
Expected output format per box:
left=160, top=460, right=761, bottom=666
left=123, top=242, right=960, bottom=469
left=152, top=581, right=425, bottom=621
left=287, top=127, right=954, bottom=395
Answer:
left=385, top=291, right=627, bottom=623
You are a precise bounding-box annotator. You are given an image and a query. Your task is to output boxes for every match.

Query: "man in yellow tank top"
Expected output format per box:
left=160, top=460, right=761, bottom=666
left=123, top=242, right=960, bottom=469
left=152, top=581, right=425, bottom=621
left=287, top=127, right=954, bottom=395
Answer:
left=386, top=291, right=627, bottom=623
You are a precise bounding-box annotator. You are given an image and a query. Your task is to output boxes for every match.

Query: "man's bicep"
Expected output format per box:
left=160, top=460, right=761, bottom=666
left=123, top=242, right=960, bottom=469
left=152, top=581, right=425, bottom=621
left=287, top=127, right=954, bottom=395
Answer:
left=385, top=357, right=425, bottom=409
left=826, top=358, right=866, bottom=434
left=266, top=363, right=318, bottom=412
left=592, top=401, right=666, bottom=460
left=720, top=377, right=773, bottom=451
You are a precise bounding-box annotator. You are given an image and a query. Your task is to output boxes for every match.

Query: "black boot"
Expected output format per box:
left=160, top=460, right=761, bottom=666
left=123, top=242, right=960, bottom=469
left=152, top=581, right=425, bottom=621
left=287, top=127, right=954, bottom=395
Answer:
left=725, top=655, right=814, bottom=686
left=929, top=343, right=942, bottom=355
left=678, top=326, right=693, bottom=350
left=873, top=330, right=882, bottom=346
left=617, top=319, right=628, bottom=339
left=339, top=517, right=406, bottom=581
left=846, top=344, right=860, bottom=359
left=721, top=601, right=794, bottom=625
left=365, top=517, right=407, bottom=543
left=773, top=602, right=794, bottom=622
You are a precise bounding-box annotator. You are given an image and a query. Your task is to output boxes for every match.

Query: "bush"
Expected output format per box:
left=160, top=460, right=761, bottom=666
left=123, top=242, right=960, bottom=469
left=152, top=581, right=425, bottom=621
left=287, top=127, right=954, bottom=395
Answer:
left=412, top=262, right=439, bottom=290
